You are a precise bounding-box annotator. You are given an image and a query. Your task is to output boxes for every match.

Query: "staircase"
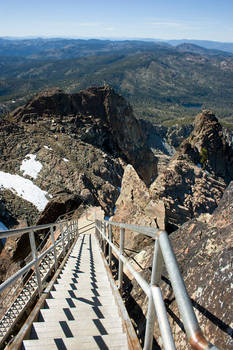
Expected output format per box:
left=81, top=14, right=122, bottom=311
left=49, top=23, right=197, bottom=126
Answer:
left=23, top=222, right=128, bottom=349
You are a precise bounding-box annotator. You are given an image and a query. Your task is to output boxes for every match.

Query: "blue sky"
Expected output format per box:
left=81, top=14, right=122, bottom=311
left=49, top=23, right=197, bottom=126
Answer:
left=1, top=0, right=233, bottom=42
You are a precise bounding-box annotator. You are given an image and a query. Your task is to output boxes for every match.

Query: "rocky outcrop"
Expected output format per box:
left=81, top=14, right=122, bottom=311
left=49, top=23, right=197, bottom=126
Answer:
left=11, top=86, right=157, bottom=185
left=179, top=110, right=233, bottom=183
left=0, top=86, right=159, bottom=226
left=126, top=181, right=233, bottom=349
left=112, top=165, right=165, bottom=251
left=150, top=156, right=225, bottom=231
left=149, top=111, right=232, bottom=231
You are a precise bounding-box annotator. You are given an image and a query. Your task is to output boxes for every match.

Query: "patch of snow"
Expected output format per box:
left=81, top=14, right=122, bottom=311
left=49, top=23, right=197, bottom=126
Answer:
left=20, top=154, right=43, bottom=179
left=0, top=221, right=8, bottom=246
left=0, top=221, right=8, bottom=231
left=63, top=158, right=69, bottom=162
left=48, top=194, right=53, bottom=198
left=0, top=171, right=49, bottom=211
left=44, top=145, right=53, bottom=151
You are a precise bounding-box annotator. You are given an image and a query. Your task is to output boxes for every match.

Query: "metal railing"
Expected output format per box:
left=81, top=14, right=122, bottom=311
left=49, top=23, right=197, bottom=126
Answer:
left=95, top=219, right=219, bottom=350
left=0, top=217, right=78, bottom=345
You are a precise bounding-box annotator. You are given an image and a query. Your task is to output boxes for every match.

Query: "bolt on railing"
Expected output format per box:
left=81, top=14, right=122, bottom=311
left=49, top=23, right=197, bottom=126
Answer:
left=95, top=219, right=219, bottom=350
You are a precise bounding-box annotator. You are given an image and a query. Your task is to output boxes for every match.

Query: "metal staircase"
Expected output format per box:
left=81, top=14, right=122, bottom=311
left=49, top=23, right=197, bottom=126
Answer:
left=0, top=220, right=76, bottom=347
left=0, top=208, right=220, bottom=350
left=23, top=228, right=129, bottom=349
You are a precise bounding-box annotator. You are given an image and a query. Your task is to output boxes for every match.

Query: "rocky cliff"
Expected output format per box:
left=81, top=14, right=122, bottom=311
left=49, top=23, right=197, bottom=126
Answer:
left=111, top=110, right=233, bottom=349
left=113, top=111, right=229, bottom=232
left=179, top=110, right=233, bottom=183
left=127, top=181, right=233, bottom=349
left=0, top=86, right=158, bottom=228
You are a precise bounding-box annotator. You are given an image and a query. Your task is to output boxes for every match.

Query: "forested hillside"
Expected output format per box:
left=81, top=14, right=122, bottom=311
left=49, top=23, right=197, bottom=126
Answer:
left=0, top=38, right=233, bottom=126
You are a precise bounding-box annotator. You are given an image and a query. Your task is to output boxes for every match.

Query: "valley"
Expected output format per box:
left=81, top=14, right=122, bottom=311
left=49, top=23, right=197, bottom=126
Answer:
left=0, top=38, right=233, bottom=127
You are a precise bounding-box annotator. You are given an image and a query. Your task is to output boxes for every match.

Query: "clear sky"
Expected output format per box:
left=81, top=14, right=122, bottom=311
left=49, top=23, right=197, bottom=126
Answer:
left=1, top=0, right=233, bottom=42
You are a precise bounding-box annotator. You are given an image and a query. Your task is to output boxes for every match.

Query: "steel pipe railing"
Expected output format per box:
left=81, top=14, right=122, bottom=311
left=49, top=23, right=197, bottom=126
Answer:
left=0, top=219, right=78, bottom=296
left=95, top=219, right=219, bottom=350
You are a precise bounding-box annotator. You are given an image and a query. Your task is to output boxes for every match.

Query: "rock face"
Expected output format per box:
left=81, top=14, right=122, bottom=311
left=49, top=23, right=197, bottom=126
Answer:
left=149, top=111, right=231, bottom=231
left=179, top=110, right=233, bottom=184
left=112, top=165, right=165, bottom=251
left=126, top=181, right=233, bottom=349
left=113, top=111, right=230, bottom=233
left=0, top=86, right=157, bottom=226
left=150, top=156, right=225, bottom=231
left=11, top=86, right=157, bottom=185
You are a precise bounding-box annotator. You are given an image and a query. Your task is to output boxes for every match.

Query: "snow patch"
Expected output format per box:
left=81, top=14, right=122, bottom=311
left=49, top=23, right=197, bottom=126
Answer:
left=20, top=154, right=43, bottom=179
left=44, top=145, right=53, bottom=151
left=0, top=221, right=8, bottom=246
left=0, top=171, right=49, bottom=211
left=0, top=221, right=8, bottom=231
left=63, top=158, right=69, bottom=162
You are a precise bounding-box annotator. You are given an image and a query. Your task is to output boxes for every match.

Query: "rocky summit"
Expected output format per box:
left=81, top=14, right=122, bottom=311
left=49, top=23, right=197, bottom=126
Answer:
left=0, top=86, right=157, bottom=228
left=179, top=110, right=233, bottom=183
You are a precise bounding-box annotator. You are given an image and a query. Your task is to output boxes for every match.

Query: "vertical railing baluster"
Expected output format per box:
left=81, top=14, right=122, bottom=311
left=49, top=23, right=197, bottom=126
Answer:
left=60, top=223, right=65, bottom=258
left=108, top=224, right=112, bottom=269
left=118, top=227, right=125, bottom=294
left=104, top=222, right=107, bottom=257
left=67, top=223, right=71, bottom=248
left=29, top=230, right=42, bottom=296
left=143, top=238, right=163, bottom=350
left=50, top=226, right=58, bottom=271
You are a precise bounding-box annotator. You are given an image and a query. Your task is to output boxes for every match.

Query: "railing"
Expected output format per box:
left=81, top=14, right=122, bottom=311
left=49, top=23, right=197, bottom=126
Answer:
left=95, top=219, right=219, bottom=350
left=0, top=217, right=78, bottom=345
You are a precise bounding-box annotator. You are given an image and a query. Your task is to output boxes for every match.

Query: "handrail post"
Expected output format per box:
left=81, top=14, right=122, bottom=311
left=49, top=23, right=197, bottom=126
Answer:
left=60, top=223, right=65, bottom=258
left=29, top=230, right=42, bottom=296
left=104, top=222, right=107, bottom=257
left=67, top=223, right=71, bottom=248
left=50, top=226, right=58, bottom=271
left=108, top=224, right=112, bottom=269
left=118, top=227, right=125, bottom=294
left=144, top=238, right=163, bottom=350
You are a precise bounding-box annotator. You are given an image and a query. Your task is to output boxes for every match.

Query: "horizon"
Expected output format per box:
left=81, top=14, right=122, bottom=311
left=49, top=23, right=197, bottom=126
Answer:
left=1, top=36, right=233, bottom=45
left=1, top=0, right=233, bottom=42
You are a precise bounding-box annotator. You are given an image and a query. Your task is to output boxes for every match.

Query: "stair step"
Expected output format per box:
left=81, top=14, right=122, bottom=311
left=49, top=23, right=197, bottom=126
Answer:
left=23, top=333, right=128, bottom=350
left=39, top=307, right=120, bottom=321
left=31, top=322, right=123, bottom=338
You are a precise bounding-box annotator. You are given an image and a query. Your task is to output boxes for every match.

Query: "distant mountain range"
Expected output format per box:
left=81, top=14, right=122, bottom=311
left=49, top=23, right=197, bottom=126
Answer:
left=0, top=38, right=233, bottom=127
left=167, top=39, right=233, bottom=54
left=1, top=37, right=233, bottom=55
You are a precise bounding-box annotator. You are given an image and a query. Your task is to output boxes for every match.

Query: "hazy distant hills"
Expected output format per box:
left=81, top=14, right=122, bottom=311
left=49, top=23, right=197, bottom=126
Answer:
left=167, top=39, right=233, bottom=54
left=0, top=38, right=233, bottom=127
left=0, top=38, right=170, bottom=59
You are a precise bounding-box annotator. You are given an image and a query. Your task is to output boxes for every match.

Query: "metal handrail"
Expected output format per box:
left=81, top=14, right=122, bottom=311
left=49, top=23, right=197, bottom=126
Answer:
left=95, top=219, right=219, bottom=350
left=0, top=218, right=78, bottom=345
